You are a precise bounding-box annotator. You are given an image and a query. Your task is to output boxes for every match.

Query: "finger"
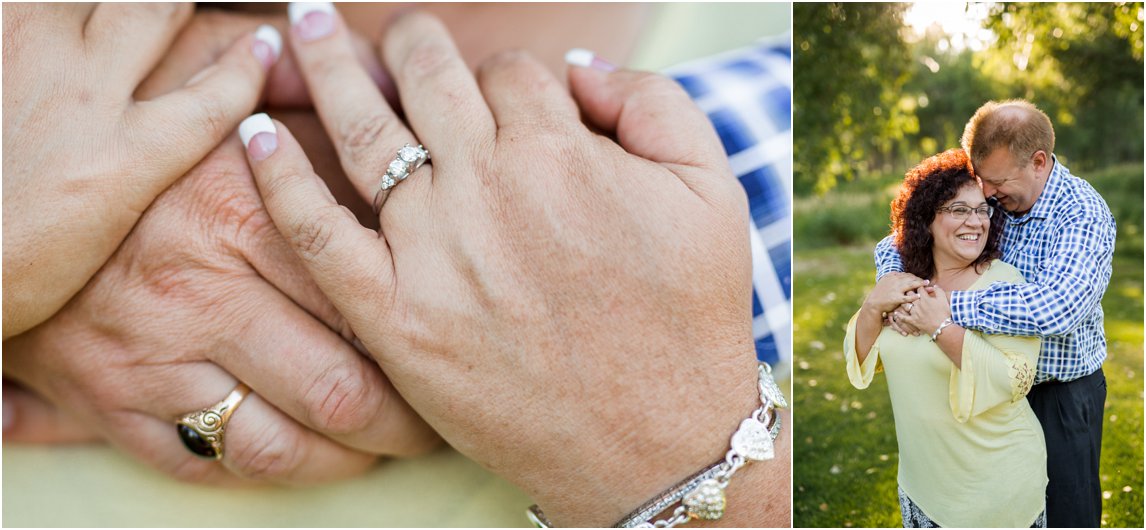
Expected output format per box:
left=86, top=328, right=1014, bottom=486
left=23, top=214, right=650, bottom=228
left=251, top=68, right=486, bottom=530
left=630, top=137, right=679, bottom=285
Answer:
left=122, top=28, right=278, bottom=212
left=210, top=280, right=438, bottom=456
left=888, top=314, right=909, bottom=336
left=3, top=381, right=101, bottom=444
left=110, top=390, right=377, bottom=486
left=382, top=10, right=496, bottom=161
left=241, top=115, right=395, bottom=333
left=567, top=52, right=728, bottom=175
left=476, top=50, right=580, bottom=130
left=84, top=3, right=194, bottom=90
left=286, top=2, right=421, bottom=204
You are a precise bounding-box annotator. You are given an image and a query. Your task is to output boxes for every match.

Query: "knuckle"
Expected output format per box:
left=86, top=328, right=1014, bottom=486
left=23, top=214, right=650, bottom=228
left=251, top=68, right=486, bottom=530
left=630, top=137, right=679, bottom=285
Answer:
left=228, top=425, right=306, bottom=480
left=191, top=94, right=233, bottom=142
left=401, top=40, right=456, bottom=81
left=303, top=364, right=380, bottom=435
left=339, top=112, right=404, bottom=169
left=287, top=206, right=350, bottom=263
left=631, top=72, right=685, bottom=98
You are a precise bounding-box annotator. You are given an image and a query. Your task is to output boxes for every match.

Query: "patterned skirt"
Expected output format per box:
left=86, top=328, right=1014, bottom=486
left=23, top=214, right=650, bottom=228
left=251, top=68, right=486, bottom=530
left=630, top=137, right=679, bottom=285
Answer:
left=898, top=486, right=1047, bottom=528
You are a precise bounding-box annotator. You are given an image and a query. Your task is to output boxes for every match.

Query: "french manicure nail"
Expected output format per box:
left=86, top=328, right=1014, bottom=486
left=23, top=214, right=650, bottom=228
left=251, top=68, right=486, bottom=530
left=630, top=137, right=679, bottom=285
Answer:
left=240, top=113, right=278, bottom=161
left=289, top=2, right=336, bottom=42
left=251, top=25, right=283, bottom=70
left=564, top=48, right=617, bottom=72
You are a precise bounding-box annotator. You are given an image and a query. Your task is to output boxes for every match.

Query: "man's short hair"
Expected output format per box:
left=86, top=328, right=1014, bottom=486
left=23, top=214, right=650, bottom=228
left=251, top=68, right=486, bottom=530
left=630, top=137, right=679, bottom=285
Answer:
left=960, top=99, right=1055, bottom=169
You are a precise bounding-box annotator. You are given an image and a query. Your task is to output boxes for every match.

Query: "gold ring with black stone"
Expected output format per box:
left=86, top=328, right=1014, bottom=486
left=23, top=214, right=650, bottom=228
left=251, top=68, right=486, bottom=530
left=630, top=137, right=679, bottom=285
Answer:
left=175, top=383, right=250, bottom=460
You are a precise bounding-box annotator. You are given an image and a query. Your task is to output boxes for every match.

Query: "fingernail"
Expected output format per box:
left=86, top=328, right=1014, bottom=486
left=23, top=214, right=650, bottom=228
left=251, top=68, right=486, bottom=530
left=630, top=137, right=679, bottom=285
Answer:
left=289, top=2, right=336, bottom=42
left=251, top=25, right=283, bottom=70
left=565, top=48, right=616, bottom=72
left=240, top=113, right=278, bottom=161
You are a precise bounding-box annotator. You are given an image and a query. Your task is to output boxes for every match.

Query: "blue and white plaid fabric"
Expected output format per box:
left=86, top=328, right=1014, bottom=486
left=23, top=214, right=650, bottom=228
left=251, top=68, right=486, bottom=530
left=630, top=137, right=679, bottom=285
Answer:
left=875, top=158, right=1116, bottom=383
left=665, top=37, right=792, bottom=376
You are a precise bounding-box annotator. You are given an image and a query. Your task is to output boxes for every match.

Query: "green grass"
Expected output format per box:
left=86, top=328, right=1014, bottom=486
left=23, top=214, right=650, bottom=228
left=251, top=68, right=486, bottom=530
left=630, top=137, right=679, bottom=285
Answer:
left=792, top=165, right=1144, bottom=528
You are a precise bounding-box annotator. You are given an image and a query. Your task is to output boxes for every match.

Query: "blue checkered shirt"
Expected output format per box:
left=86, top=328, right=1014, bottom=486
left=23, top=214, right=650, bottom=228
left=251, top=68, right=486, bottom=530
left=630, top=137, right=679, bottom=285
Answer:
left=666, top=38, right=792, bottom=373
left=875, top=158, right=1116, bottom=383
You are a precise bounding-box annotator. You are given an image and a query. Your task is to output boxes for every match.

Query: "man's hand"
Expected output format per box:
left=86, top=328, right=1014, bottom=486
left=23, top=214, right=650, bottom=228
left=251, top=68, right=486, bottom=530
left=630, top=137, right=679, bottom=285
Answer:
left=3, top=139, right=438, bottom=485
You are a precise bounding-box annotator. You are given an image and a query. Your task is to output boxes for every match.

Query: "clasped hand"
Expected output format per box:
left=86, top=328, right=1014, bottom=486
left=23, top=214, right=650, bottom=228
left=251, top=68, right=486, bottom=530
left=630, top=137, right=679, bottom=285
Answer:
left=4, top=5, right=780, bottom=525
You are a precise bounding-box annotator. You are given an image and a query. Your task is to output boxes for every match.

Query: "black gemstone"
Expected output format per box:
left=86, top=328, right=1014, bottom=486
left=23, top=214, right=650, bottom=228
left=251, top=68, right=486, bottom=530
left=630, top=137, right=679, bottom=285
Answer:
left=178, top=424, right=217, bottom=459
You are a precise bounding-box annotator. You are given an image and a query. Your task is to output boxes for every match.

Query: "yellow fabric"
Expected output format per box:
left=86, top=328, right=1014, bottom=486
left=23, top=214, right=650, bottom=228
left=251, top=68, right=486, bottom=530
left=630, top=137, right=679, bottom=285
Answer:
left=845, top=260, right=1047, bottom=528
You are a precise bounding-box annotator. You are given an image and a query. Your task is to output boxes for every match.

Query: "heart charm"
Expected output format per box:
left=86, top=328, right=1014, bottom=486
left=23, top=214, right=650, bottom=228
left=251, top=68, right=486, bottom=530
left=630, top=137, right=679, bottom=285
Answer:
left=759, top=364, right=789, bottom=408
left=731, top=417, right=775, bottom=461
left=683, top=479, right=726, bottom=520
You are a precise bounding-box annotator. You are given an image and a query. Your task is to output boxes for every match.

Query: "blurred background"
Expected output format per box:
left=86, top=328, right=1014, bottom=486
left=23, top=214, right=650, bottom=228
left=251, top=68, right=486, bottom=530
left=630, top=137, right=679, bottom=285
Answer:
left=792, top=2, right=1143, bottom=527
left=1, top=2, right=792, bottom=527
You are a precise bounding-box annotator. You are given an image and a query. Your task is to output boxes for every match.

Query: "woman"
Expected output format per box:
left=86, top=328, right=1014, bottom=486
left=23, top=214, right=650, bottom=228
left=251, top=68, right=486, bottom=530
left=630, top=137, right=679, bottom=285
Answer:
left=845, top=149, right=1047, bottom=527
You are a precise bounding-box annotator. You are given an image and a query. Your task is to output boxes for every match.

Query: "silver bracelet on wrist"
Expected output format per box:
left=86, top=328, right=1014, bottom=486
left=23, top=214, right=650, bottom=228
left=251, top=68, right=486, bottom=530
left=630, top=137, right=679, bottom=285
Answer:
left=930, top=317, right=955, bottom=341
left=526, top=362, right=787, bottom=528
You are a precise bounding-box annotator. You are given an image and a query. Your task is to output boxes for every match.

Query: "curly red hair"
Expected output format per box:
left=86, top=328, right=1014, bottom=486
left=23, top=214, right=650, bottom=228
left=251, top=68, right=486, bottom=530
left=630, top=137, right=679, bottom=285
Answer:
left=890, top=149, right=1003, bottom=279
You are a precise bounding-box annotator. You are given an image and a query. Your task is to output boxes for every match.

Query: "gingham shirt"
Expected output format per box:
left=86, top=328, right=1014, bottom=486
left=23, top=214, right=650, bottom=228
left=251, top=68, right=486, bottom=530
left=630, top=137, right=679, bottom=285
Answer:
left=666, top=38, right=792, bottom=373
left=875, top=158, right=1116, bottom=383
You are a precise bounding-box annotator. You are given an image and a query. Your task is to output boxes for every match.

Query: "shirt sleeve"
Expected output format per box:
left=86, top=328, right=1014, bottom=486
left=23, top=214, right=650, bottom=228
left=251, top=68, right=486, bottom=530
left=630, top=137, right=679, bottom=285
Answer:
left=949, top=208, right=1116, bottom=338
left=873, top=235, right=903, bottom=282
left=949, top=331, right=1040, bottom=422
left=844, top=312, right=883, bottom=389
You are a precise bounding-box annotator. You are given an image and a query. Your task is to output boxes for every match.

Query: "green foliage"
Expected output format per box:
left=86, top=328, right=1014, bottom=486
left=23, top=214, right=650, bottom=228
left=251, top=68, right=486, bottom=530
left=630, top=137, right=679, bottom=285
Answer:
left=983, top=3, right=1145, bottom=170
left=794, top=2, right=1145, bottom=196
left=792, top=164, right=1145, bottom=528
left=793, top=3, right=915, bottom=195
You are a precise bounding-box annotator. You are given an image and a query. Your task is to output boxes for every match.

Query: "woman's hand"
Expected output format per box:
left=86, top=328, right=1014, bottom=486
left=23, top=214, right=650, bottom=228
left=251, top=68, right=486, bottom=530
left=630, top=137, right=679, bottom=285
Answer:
left=863, top=272, right=926, bottom=316
left=2, top=3, right=276, bottom=338
left=896, top=285, right=953, bottom=338
left=3, top=139, right=439, bottom=485
left=242, top=8, right=784, bottom=526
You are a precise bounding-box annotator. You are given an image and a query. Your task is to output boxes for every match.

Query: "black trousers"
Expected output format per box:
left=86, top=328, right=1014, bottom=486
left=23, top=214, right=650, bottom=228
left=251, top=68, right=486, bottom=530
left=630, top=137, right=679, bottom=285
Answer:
left=1026, top=368, right=1107, bottom=528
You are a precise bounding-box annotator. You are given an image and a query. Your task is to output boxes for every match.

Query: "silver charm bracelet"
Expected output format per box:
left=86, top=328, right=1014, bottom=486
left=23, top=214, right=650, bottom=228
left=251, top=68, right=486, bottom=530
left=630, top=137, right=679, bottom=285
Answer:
left=526, top=362, right=787, bottom=528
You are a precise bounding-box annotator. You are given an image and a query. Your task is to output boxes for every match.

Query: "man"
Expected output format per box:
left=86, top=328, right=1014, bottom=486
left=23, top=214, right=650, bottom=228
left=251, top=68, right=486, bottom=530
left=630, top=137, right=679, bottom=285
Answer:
left=875, top=99, right=1117, bottom=528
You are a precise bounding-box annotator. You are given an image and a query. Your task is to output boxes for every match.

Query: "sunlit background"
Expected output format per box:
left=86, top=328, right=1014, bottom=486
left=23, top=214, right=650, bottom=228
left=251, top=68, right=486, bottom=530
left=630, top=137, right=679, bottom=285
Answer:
left=793, top=2, right=1143, bottom=528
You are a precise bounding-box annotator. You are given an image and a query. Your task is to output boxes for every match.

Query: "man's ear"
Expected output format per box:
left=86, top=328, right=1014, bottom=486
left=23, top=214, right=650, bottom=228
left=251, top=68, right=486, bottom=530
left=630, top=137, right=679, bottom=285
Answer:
left=1031, top=150, right=1049, bottom=173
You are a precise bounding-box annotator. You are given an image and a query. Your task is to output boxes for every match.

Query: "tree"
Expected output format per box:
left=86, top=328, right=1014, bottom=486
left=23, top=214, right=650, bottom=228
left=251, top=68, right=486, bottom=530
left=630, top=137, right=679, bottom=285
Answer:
left=794, top=3, right=914, bottom=194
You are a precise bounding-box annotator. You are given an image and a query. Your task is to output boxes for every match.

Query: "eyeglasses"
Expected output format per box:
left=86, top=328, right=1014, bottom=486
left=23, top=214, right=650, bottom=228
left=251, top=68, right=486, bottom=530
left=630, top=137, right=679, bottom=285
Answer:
left=937, top=205, right=994, bottom=220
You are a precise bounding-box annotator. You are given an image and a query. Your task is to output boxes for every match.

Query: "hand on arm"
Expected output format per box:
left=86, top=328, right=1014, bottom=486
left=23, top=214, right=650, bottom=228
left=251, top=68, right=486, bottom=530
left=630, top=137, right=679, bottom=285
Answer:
left=950, top=212, right=1116, bottom=337
left=897, top=285, right=964, bottom=368
left=855, top=273, right=925, bottom=361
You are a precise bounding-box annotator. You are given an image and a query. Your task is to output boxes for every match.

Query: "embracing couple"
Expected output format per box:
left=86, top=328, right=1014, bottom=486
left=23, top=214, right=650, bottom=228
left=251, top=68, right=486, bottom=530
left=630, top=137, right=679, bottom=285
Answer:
left=846, top=100, right=1116, bottom=528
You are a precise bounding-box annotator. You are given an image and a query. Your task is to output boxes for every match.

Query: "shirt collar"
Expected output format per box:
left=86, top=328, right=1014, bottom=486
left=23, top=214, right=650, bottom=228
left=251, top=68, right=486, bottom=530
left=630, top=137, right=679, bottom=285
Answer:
left=1003, top=154, right=1064, bottom=224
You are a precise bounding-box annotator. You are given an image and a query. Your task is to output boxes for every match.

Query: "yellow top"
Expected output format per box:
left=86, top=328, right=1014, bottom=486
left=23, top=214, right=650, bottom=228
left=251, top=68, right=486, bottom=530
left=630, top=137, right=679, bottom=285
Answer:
left=845, top=260, right=1047, bottom=528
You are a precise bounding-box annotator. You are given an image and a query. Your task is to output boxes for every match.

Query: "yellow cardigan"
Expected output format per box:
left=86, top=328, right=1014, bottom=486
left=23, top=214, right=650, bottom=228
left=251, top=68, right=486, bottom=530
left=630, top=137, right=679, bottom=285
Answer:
left=845, top=260, right=1047, bottom=527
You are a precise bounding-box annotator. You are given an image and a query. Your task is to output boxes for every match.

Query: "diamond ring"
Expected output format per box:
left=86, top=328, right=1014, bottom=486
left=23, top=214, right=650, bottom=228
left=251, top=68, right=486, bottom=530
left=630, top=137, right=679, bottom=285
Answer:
left=372, top=144, right=430, bottom=214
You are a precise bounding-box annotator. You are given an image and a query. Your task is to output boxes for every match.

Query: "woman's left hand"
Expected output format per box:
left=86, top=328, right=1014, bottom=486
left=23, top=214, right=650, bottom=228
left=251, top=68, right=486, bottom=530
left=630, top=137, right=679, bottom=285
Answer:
left=241, top=9, right=786, bottom=527
left=2, top=4, right=276, bottom=338
left=896, top=285, right=951, bottom=336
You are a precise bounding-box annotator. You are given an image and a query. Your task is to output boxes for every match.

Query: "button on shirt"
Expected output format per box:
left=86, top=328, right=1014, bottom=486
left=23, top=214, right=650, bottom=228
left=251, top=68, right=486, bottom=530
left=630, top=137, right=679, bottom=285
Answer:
left=875, top=158, right=1116, bottom=383
left=667, top=38, right=793, bottom=371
